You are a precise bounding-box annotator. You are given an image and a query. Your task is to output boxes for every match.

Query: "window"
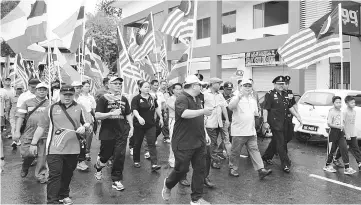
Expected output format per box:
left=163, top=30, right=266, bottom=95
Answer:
left=299, top=92, right=335, bottom=106
left=253, top=1, right=289, bottom=29
left=222, top=11, right=236, bottom=34
left=173, top=37, right=180, bottom=44
left=197, top=17, right=210, bottom=39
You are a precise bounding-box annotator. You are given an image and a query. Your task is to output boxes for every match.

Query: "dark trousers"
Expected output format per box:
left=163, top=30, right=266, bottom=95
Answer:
left=206, top=128, right=221, bottom=164
left=166, top=146, right=207, bottom=202
left=326, top=136, right=349, bottom=165
left=129, top=136, right=134, bottom=149
left=262, top=128, right=291, bottom=168
left=284, top=120, right=294, bottom=153
left=47, top=154, right=78, bottom=204
left=205, top=145, right=211, bottom=178
left=133, top=126, right=158, bottom=165
left=162, top=110, right=170, bottom=139
left=335, top=137, right=361, bottom=163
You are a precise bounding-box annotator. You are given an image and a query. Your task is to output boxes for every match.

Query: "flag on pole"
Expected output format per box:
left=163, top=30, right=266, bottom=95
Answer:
left=53, top=45, right=81, bottom=84
left=1, top=0, right=48, bottom=54
left=11, top=54, right=30, bottom=89
left=138, top=56, right=156, bottom=81
left=159, top=0, right=195, bottom=45
left=89, top=38, right=109, bottom=77
left=278, top=7, right=341, bottom=70
left=84, top=45, right=103, bottom=88
left=128, top=28, right=138, bottom=56
left=132, top=14, right=156, bottom=62
left=53, top=2, right=85, bottom=53
left=167, top=48, right=189, bottom=81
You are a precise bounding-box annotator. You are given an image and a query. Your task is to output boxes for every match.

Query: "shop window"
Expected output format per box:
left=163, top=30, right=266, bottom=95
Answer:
left=222, top=10, right=236, bottom=34
left=197, top=17, right=210, bottom=39
left=329, top=62, right=350, bottom=89
left=253, top=1, right=289, bottom=29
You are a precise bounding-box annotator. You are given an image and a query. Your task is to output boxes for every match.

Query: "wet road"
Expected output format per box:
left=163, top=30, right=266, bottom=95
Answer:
left=1, top=135, right=361, bottom=204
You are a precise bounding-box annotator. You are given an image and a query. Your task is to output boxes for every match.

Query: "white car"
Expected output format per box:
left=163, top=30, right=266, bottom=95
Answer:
left=293, top=89, right=361, bottom=143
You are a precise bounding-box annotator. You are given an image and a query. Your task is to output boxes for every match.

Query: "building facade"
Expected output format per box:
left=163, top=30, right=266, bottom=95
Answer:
left=113, top=0, right=361, bottom=94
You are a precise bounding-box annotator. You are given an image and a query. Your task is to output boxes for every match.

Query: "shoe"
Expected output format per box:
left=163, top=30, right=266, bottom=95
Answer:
left=11, top=141, right=17, bottom=149
left=38, top=178, right=48, bottom=184
left=211, top=162, right=221, bottom=169
left=263, top=158, right=273, bottom=165
left=112, top=181, right=125, bottom=191
left=239, top=154, right=249, bottom=158
left=333, top=159, right=344, bottom=168
left=77, top=161, right=88, bottom=171
left=151, top=165, right=161, bottom=172
left=358, top=163, right=361, bottom=171
left=129, top=148, right=133, bottom=156
left=20, top=169, right=29, bottom=178
left=134, top=162, right=141, bottom=168
left=94, top=170, right=102, bottom=180
left=165, top=139, right=171, bottom=144
left=229, top=169, right=239, bottom=177
left=16, top=140, right=21, bottom=146
left=61, top=197, right=73, bottom=205
left=190, top=198, right=211, bottom=205
left=180, top=179, right=191, bottom=186
left=30, top=159, right=37, bottom=167
left=5, top=134, right=12, bottom=139
left=144, top=152, right=150, bottom=159
left=283, top=166, right=290, bottom=173
left=85, top=154, right=91, bottom=161
left=106, top=160, right=113, bottom=168
left=323, top=165, right=337, bottom=173
left=204, top=177, right=215, bottom=188
left=162, top=178, right=171, bottom=201
left=258, top=168, right=272, bottom=180
left=344, top=167, right=357, bottom=175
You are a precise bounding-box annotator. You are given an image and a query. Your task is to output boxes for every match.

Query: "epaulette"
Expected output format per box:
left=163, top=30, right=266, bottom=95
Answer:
left=268, top=90, right=273, bottom=94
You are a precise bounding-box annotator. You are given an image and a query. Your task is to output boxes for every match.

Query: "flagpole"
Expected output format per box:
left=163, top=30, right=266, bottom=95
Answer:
left=54, top=40, right=62, bottom=88
left=338, top=3, right=343, bottom=89
left=186, top=0, right=198, bottom=77
left=47, top=44, right=52, bottom=98
left=150, top=12, right=160, bottom=81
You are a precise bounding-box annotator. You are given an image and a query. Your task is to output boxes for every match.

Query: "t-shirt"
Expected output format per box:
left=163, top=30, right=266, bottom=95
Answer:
left=343, top=108, right=356, bottom=138
left=131, top=94, right=158, bottom=128
left=150, top=91, right=165, bottom=110
left=328, top=107, right=342, bottom=127
left=77, top=93, right=96, bottom=113
left=16, top=98, right=50, bottom=140
left=17, top=90, right=36, bottom=108
left=95, top=86, right=109, bottom=102
left=96, top=93, right=131, bottom=140
left=0, top=88, right=9, bottom=117
left=172, top=91, right=206, bottom=151
left=39, top=101, right=91, bottom=155
left=3, top=87, right=15, bottom=99
left=230, top=95, right=258, bottom=136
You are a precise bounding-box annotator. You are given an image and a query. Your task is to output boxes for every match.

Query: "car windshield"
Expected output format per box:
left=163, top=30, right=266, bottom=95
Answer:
left=299, top=92, right=335, bottom=106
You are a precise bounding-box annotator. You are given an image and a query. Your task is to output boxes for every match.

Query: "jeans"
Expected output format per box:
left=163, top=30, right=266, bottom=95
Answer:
left=165, top=146, right=207, bottom=202
left=168, top=117, right=175, bottom=167
left=229, top=136, right=264, bottom=171
left=47, top=154, right=78, bottom=204
left=133, top=126, right=158, bottom=166
left=262, top=128, right=291, bottom=169
left=335, top=137, right=361, bottom=163
left=206, top=128, right=222, bottom=164
left=216, top=121, right=232, bottom=157
left=20, top=138, right=48, bottom=181
left=85, top=130, right=93, bottom=154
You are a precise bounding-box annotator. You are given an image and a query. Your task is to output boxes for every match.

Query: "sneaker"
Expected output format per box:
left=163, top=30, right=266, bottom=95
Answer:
left=190, top=198, right=211, bottom=205
left=106, top=160, right=113, bottom=168
left=134, top=162, right=141, bottom=168
left=11, top=141, right=17, bottom=149
left=16, top=140, right=21, bottom=146
left=20, top=168, right=29, bottom=178
left=77, top=161, right=88, bottom=171
left=112, top=181, right=125, bottom=191
left=94, top=170, right=102, bottom=180
left=333, top=159, right=344, bottom=168
left=164, top=139, right=171, bottom=144
left=344, top=167, right=357, bottom=175
left=229, top=169, right=239, bottom=177
left=239, top=154, right=248, bottom=158
left=358, top=163, right=361, bottom=171
left=129, top=148, right=133, bottom=156
left=180, top=179, right=190, bottom=186
left=161, top=178, right=171, bottom=201
left=323, top=165, right=337, bottom=173
left=151, top=165, right=161, bottom=172
left=85, top=154, right=91, bottom=161
left=144, top=152, right=150, bottom=159
left=258, top=168, right=272, bottom=180
left=62, top=197, right=73, bottom=205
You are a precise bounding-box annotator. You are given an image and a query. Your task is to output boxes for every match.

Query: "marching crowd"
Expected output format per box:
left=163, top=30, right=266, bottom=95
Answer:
left=1, top=72, right=361, bottom=205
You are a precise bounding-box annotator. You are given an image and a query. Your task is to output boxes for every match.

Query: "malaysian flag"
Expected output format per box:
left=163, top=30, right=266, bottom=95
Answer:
left=167, top=48, right=189, bottom=81
left=132, top=14, right=155, bottom=62
left=159, top=0, right=196, bottom=45
left=278, top=6, right=341, bottom=70
left=117, top=27, right=142, bottom=94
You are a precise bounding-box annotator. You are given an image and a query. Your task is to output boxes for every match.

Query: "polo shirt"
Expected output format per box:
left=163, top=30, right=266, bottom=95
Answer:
left=16, top=97, right=50, bottom=140
left=17, top=90, right=36, bottom=108
left=131, top=94, right=158, bottom=129
left=96, top=93, right=131, bottom=140
left=39, top=101, right=91, bottom=155
left=230, top=95, right=258, bottom=136
left=203, top=89, right=227, bottom=128
left=172, top=91, right=206, bottom=151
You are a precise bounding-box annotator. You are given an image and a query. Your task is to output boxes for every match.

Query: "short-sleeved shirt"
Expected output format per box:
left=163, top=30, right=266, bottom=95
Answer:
left=150, top=91, right=165, bottom=110
left=77, top=93, right=96, bottom=113
left=343, top=108, right=356, bottom=138
left=40, top=101, right=91, bottom=155
left=172, top=91, right=206, bottom=151
left=16, top=98, right=50, bottom=140
left=96, top=93, right=131, bottom=140
left=95, top=86, right=109, bottom=102
left=284, top=89, right=296, bottom=119
left=263, top=89, right=290, bottom=131
left=203, top=90, right=227, bottom=128
left=167, top=95, right=177, bottom=118
left=0, top=88, right=9, bottom=117
left=17, top=90, right=36, bottom=108
left=230, top=95, right=258, bottom=136
left=131, top=94, right=158, bottom=128
left=328, top=107, right=342, bottom=127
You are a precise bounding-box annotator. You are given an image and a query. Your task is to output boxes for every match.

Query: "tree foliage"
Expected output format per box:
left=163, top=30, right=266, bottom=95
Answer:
left=96, top=0, right=122, bottom=18
left=0, top=1, right=19, bottom=57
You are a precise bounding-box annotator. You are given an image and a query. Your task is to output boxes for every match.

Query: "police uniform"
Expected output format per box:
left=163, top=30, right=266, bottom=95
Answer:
left=262, top=76, right=291, bottom=172
left=284, top=76, right=296, bottom=147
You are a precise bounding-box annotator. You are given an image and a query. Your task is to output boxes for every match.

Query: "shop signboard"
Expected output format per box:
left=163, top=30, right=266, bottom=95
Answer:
left=245, top=49, right=282, bottom=67
left=333, top=1, right=361, bottom=37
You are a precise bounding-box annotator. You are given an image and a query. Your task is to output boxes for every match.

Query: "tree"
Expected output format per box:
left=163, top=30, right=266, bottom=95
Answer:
left=96, top=0, right=122, bottom=18
left=0, top=1, right=19, bottom=57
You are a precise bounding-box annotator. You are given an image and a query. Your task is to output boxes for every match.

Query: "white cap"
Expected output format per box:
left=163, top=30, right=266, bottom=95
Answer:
left=241, top=79, right=253, bottom=86
left=36, top=82, right=49, bottom=89
left=184, top=75, right=201, bottom=85
left=71, top=81, right=82, bottom=87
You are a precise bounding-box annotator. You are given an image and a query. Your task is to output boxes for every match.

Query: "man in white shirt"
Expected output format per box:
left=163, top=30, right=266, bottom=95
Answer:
left=228, top=79, right=272, bottom=179
left=16, top=79, right=40, bottom=109
left=204, top=77, right=229, bottom=169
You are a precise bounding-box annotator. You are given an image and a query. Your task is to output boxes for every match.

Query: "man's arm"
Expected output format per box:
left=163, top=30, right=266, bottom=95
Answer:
left=289, top=107, right=302, bottom=123
left=30, top=127, right=45, bottom=145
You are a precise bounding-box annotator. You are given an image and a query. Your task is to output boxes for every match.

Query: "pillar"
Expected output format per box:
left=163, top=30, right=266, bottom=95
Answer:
left=209, top=0, right=222, bottom=78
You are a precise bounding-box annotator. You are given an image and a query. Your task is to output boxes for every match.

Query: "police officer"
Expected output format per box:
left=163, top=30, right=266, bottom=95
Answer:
left=261, top=76, right=302, bottom=173
left=283, top=76, right=298, bottom=153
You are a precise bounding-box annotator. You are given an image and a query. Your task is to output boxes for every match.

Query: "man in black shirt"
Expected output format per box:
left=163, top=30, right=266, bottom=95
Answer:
left=162, top=75, right=213, bottom=204
left=94, top=77, right=133, bottom=191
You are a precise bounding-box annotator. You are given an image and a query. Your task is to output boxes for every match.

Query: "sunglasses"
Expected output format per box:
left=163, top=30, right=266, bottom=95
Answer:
left=110, top=82, right=122, bottom=85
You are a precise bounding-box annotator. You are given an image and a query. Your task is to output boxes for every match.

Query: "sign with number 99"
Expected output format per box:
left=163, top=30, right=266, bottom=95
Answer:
left=340, top=2, right=361, bottom=37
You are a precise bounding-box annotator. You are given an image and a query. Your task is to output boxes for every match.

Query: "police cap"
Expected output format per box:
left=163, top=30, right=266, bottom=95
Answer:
left=272, top=75, right=286, bottom=84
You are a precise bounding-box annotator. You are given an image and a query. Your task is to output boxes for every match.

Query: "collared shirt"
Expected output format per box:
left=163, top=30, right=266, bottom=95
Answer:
left=39, top=101, right=91, bottom=155
left=203, top=89, right=227, bottom=128
left=230, top=95, right=258, bottom=136
left=77, top=93, right=96, bottom=113
left=172, top=91, right=206, bottom=150
left=17, top=90, right=36, bottom=108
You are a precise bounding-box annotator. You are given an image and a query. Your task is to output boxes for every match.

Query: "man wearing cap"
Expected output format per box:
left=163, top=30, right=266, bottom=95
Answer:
left=94, top=76, right=133, bottom=191
left=17, top=79, right=40, bottom=109
left=9, top=84, right=24, bottom=148
left=204, top=77, right=229, bottom=169
left=30, top=85, right=91, bottom=204
left=14, top=82, right=50, bottom=183
left=162, top=75, right=213, bottom=205
left=261, top=76, right=302, bottom=173
left=283, top=75, right=298, bottom=152
left=228, top=79, right=272, bottom=179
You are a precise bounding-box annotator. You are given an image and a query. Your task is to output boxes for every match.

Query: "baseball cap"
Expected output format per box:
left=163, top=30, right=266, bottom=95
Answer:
left=184, top=75, right=201, bottom=85
left=209, top=77, right=223, bottom=85
left=241, top=79, right=253, bottom=86
left=28, top=78, right=41, bottom=85
left=223, top=82, right=234, bottom=90
left=71, top=81, right=82, bottom=87
left=60, top=85, right=75, bottom=94
left=109, top=76, right=124, bottom=83
left=36, top=82, right=49, bottom=89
